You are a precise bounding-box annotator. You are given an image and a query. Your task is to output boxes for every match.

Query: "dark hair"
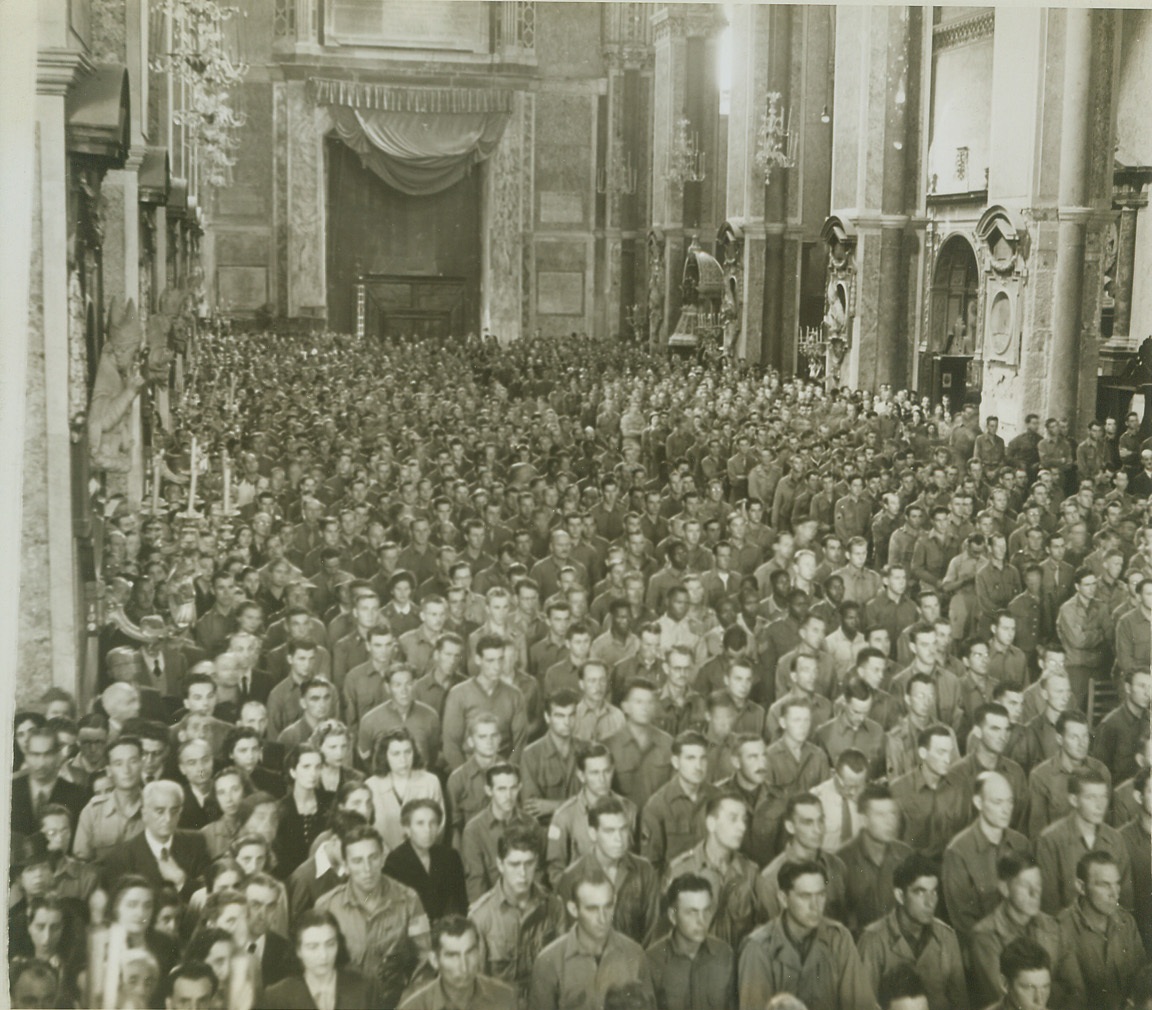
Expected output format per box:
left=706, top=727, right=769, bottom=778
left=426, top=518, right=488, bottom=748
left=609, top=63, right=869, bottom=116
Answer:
left=400, top=797, right=443, bottom=827
left=665, top=872, right=714, bottom=909
left=1075, top=848, right=1118, bottom=883
left=576, top=742, right=612, bottom=772
left=165, top=960, right=220, bottom=1001
left=372, top=728, right=423, bottom=775
left=856, top=783, right=894, bottom=814
left=777, top=859, right=827, bottom=893
left=893, top=852, right=939, bottom=892
left=484, top=762, right=520, bottom=788
left=430, top=914, right=479, bottom=955
left=339, top=824, right=385, bottom=857
left=834, top=748, right=869, bottom=776
left=602, top=981, right=656, bottom=1010
left=784, top=792, right=822, bottom=824
left=291, top=909, right=349, bottom=967
left=496, top=824, right=541, bottom=861
left=877, top=964, right=928, bottom=1007
left=996, top=852, right=1040, bottom=881
left=587, top=796, right=629, bottom=830
left=999, top=936, right=1051, bottom=981
left=1067, top=768, right=1109, bottom=796
left=236, top=791, right=279, bottom=832
left=671, top=730, right=708, bottom=757
left=545, top=689, right=580, bottom=714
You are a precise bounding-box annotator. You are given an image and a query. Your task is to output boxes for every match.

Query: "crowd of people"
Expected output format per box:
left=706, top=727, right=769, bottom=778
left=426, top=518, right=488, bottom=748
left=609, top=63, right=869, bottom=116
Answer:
left=9, top=325, right=1152, bottom=1010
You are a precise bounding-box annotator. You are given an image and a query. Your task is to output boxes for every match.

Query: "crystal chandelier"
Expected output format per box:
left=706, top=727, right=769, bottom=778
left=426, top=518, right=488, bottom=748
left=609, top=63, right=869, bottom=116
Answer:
left=754, top=92, right=797, bottom=180
left=666, top=117, right=706, bottom=188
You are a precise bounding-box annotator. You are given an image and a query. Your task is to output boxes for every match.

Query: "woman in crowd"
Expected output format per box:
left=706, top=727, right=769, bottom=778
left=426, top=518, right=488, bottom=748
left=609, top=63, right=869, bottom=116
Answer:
left=273, top=746, right=331, bottom=879
left=364, top=728, right=443, bottom=852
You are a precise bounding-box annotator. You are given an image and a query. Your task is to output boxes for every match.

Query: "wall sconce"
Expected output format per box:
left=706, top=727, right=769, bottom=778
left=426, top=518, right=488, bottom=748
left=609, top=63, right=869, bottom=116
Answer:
left=754, top=92, right=797, bottom=180
left=820, top=104, right=831, bottom=125
left=666, top=116, right=706, bottom=188
left=598, top=141, right=638, bottom=196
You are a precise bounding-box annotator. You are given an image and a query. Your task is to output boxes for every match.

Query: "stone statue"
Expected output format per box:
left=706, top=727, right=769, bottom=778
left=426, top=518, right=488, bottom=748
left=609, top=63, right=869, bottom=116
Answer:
left=823, top=278, right=848, bottom=340
left=721, top=277, right=739, bottom=354
left=88, top=297, right=145, bottom=473
left=144, top=289, right=180, bottom=381
left=648, top=246, right=665, bottom=343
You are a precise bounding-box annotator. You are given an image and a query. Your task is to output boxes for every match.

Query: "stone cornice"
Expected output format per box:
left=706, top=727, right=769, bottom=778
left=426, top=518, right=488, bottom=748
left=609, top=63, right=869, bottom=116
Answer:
left=932, top=10, right=995, bottom=52
left=651, top=5, right=727, bottom=43
left=37, top=48, right=93, bottom=96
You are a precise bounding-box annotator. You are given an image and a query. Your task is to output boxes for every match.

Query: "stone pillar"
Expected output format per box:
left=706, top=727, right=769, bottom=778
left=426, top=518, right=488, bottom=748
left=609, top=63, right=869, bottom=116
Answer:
left=22, top=55, right=85, bottom=702
left=650, top=4, right=725, bottom=345
left=484, top=90, right=531, bottom=343
left=1113, top=171, right=1151, bottom=339
left=725, top=5, right=769, bottom=363
left=103, top=150, right=145, bottom=503
left=3, top=0, right=37, bottom=764
left=284, top=82, right=326, bottom=319
left=830, top=7, right=913, bottom=390
left=1047, top=8, right=1093, bottom=422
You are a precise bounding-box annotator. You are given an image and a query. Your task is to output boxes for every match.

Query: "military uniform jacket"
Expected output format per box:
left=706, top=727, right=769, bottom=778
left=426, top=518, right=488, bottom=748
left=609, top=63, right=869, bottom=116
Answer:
left=555, top=850, right=661, bottom=947
left=736, top=916, right=874, bottom=1010
left=857, top=911, right=968, bottom=1010
left=663, top=842, right=765, bottom=948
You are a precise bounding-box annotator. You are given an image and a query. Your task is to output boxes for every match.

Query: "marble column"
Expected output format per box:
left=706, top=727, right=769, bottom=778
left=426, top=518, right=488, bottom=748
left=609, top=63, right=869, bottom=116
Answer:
left=1047, top=8, right=1093, bottom=422
left=484, top=90, right=531, bottom=343
left=650, top=4, right=725, bottom=345
left=830, top=7, right=914, bottom=390
left=761, top=5, right=792, bottom=370
left=284, top=81, right=326, bottom=318
left=103, top=150, right=145, bottom=504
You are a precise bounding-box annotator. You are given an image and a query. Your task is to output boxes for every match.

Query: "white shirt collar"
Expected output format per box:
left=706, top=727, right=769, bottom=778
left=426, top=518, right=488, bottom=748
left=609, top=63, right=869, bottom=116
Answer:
left=144, top=830, right=173, bottom=862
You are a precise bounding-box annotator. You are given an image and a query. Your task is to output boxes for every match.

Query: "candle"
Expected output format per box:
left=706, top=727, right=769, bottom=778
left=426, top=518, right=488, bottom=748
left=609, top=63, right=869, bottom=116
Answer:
left=187, top=437, right=198, bottom=514
left=223, top=449, right=232, bottom=515
left=228, top=371, right=236, bottom=414
left=152, top=454, right=161, bottom=514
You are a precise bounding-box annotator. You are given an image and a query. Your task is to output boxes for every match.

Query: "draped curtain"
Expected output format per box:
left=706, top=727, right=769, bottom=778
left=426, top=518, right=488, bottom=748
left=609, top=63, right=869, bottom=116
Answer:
left=329, top=106, right=509, bottom=196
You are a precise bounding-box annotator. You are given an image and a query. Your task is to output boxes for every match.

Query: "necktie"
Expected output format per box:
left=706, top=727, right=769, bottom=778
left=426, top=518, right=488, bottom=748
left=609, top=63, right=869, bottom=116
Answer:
left=160, top=846, right=170, bottom=862
left=248, top=942, right=258, bottom=955
left=152, top=657, right=162, bottom=680
left=33, top=790, right=46, bottom=820
left=241, top=675, right=250, bottom=696
left=840, top=794, right=854, bottom=846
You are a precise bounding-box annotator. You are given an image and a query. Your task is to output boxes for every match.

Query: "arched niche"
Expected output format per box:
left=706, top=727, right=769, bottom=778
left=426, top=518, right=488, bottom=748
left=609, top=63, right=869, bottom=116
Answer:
left=929, top=233, right=980, bottom=354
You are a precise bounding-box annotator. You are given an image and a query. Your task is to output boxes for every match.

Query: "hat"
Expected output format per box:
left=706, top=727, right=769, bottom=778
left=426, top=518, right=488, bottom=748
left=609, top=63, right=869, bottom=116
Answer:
left=138, top=615, right=167, bottom=640
left=107, top=647, right=146, bottom=682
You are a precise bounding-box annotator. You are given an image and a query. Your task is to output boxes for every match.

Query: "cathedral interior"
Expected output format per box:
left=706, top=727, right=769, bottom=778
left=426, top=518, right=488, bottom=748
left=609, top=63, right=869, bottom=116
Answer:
left=2, top=2, right=1152, bottom=1007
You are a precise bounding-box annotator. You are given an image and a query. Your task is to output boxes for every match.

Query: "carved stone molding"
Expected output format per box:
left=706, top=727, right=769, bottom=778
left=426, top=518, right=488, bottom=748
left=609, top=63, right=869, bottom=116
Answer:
left=37, top=48, right=93, bottom=96
left=932, top=10, right=995, bottom=52
left=650, top=5, right=726, bottom=44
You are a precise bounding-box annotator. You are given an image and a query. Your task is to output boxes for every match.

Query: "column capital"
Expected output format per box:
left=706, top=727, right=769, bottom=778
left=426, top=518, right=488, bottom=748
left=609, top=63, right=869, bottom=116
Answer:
left=651, top=4, right=727, bottom=43
left=37, top=48, right=92, bottom=96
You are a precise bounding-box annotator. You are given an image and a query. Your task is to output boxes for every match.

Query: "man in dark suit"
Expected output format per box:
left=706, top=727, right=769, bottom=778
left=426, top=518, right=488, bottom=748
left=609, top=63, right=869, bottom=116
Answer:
left=11, top=725, right=88, bottom=844
left=136, top=615, right=191, bottom=698
left=245, top=873, right=299, bottom=989
left=102, top=778, right=211, bottom=900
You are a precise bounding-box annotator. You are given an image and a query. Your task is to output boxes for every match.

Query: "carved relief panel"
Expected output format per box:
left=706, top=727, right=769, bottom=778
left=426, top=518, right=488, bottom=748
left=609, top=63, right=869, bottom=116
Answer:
left=819, top=215, right=858, bottom=360
left=974, top=205, right=1029, bottom=368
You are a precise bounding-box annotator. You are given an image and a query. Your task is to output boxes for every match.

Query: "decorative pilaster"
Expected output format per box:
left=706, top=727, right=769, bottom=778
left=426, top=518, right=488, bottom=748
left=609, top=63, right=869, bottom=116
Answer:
left=649, top=3, right=726, bottom=349
left=1112, top=167, right=1152, bottom=340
